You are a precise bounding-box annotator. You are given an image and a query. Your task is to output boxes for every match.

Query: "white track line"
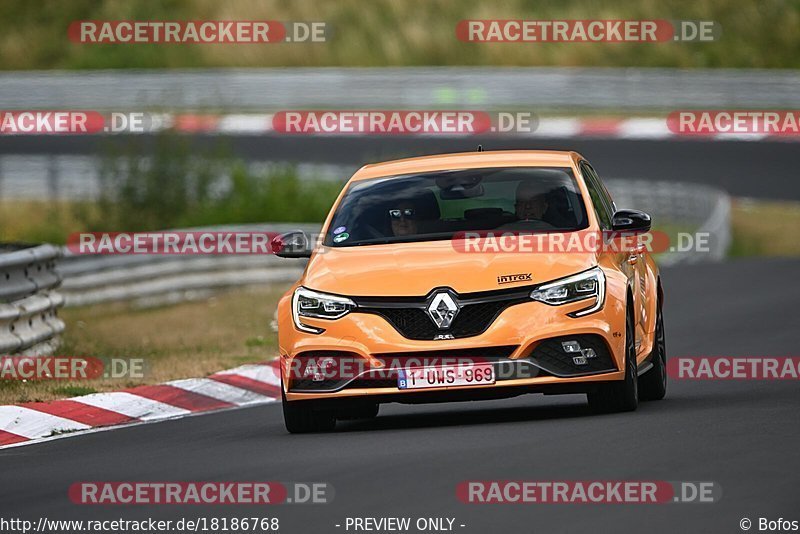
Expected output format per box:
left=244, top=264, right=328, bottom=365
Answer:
left=0, top=406, right=90, bottom=438
left=619, top=118, right=672, bottom=139
left=72, top=392, right=190, bottom=421
left=0, top=363, right=281, bottom=450
left=530, top=118, right=581, bottom=137
left=167, top=378, right=272, bottom=406
left=217, top=114, right=273, bottom=133
left=214, top=364, right=281, bottom=386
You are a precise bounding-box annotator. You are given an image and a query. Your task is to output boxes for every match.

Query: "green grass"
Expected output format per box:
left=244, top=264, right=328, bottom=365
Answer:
left=1, top=0, right=798, bottom=70
left=730, top=199, right=800, bottom=257
left=52, top=385, right=97, bottom=397
left=0, top=286, right=285, bottom=404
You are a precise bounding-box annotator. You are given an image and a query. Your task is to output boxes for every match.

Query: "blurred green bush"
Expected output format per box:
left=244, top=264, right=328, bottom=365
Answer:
left=77, top=133, right=344, bottom=232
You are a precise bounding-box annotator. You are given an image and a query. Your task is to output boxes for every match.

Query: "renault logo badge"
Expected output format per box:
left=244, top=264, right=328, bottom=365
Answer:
left=427, top=291, right=460, bottom=329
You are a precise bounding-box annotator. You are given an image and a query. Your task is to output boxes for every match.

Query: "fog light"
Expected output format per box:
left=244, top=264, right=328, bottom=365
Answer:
left=562, top=341, right=581, bottom=353
left=572, top=356, right=588, bottom=365
left=581, top=348, right=597, bottom=359
left=302, top=363, right=316, bottom=378
left=303, top=357, right=337, bottom=382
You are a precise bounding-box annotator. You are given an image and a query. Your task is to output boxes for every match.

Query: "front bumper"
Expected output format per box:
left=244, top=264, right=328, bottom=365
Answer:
left=279, top=294, right=628, bottom=402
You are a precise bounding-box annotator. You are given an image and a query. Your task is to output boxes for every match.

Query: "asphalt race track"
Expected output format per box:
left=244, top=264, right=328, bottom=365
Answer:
left=2, top=135, right=799, bottom=200
left=1, top=257, right=798, bottom=534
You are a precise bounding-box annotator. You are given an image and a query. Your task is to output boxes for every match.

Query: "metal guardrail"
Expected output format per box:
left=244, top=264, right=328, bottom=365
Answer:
left=606, top=180, right=731, bottom=266
left=58, top=254, right=309, bottom=308
left=56, top=224, right=314, bottom=308
left=1, top=68, right=799, bottom=111
left=0, top=244, right=65, bottom=355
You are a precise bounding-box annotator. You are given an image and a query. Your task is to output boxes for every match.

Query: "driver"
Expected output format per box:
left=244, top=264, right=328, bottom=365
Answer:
left=494, top=181, right=553, bottom=232
left=388, top=201, right=418, bottom=237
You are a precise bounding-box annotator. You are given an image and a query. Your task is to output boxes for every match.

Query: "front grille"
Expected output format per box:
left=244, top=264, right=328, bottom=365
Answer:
left=353, top=286, right=532, bottom=340
left=369, top=301, right=510, bottom=340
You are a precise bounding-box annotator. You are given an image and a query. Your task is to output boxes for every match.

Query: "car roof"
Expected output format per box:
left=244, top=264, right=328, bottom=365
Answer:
left=350, top=150, right=584, bottom=181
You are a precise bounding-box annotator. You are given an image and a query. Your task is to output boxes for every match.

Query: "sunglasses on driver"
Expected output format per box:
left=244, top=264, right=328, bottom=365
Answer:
left=389, top=208, right=415, bottom=220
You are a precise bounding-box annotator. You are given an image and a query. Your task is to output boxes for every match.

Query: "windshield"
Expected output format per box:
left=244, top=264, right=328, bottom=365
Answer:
left=324, top=167, right=589, bottom=247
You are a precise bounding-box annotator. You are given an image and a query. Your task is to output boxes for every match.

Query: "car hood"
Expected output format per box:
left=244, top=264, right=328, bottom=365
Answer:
left=302, top=238, right=598, bottom=297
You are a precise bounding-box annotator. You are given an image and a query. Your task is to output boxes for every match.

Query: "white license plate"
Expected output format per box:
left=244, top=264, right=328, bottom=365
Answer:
left=398, top=363, right=496, bottom=390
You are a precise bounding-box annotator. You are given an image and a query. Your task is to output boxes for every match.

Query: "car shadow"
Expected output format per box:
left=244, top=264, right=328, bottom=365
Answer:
left=334, top=396, right=599, bottom=433
left=325, top=382, right=786, bottom=434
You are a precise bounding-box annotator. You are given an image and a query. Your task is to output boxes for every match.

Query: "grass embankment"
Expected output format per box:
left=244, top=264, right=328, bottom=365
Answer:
left=729, top=199, right=800, bottom=257
left=0, top=0, right=798, bottom=70
left=0, top=286, right=287, bottom=404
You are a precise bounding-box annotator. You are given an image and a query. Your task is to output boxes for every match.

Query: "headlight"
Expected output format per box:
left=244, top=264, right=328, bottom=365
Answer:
left=292, top=286, right=356, bottom=334
left=530, top=266, right=606, bottom=317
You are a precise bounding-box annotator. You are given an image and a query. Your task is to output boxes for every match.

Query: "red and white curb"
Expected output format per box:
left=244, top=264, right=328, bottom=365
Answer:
left=169, top=114, right=798, bottom=142
left=2, top=113, right=793, bottom=142
left=0, top=360, right=281, bottom=449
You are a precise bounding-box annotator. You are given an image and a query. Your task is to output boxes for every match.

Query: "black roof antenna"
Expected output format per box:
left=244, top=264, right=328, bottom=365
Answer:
left=477, top=145, right=483, bottom=152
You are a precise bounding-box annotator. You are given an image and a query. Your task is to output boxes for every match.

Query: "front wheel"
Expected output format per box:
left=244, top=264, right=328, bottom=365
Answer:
left=282, top=385, right=336, bottom=434
left=587, top=306, right=638, bottom=413
left=640, top=302, right=667, bottom=401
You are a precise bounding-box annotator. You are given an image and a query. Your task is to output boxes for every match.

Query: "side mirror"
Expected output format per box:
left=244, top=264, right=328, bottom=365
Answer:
left=272, top=231, right=313, bottom=258
left=611, top=209, right=651, bottom=233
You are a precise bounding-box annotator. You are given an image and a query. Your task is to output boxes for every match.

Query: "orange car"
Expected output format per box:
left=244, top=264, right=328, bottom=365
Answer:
left=274, top=150, right=666, bottom=433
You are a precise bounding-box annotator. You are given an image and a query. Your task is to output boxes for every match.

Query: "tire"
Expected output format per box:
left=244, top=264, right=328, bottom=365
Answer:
left=282, top=385, right=336, bottom=434
left=587, top=305, right=638, bottom=413
left=640, top=302, right=667, bottom=401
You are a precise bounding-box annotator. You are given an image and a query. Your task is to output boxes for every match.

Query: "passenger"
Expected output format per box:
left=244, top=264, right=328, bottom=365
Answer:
left=514, top=181, right=550, bottom=222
